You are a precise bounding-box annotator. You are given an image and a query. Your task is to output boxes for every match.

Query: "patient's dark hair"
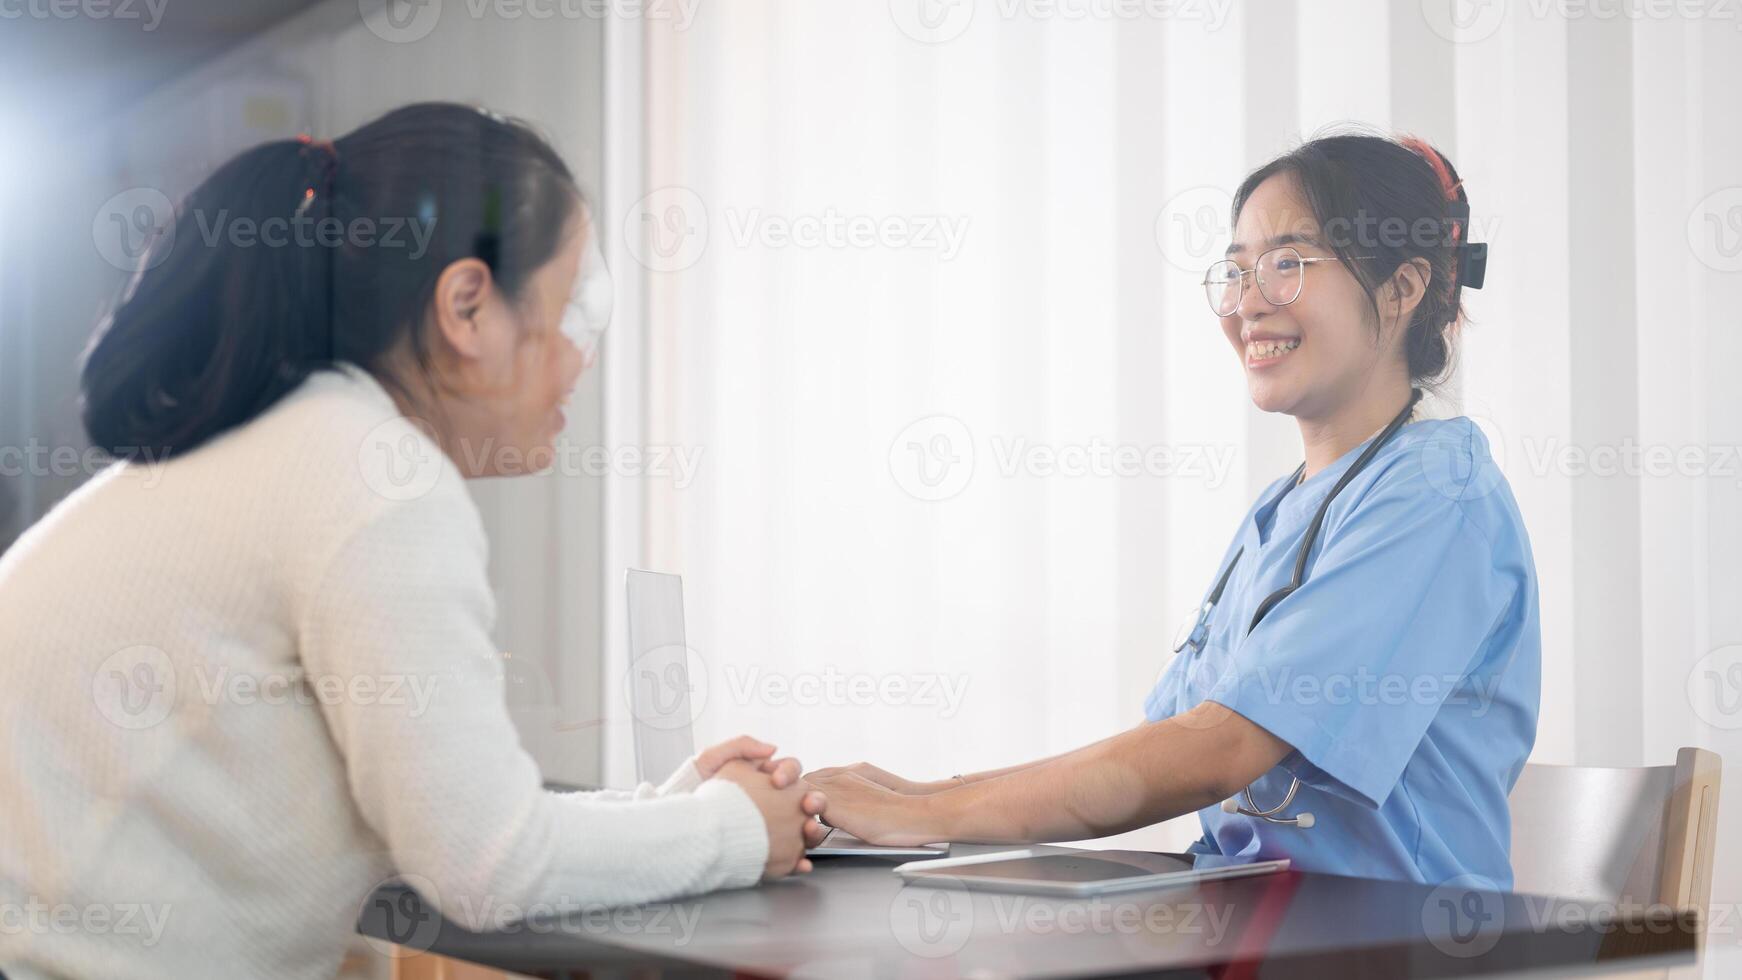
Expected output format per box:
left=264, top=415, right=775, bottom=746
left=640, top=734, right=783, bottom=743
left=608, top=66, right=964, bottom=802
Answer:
left=82, top=102, right=581, bottom=460
left=1231, top=127, right=1474, bottom=386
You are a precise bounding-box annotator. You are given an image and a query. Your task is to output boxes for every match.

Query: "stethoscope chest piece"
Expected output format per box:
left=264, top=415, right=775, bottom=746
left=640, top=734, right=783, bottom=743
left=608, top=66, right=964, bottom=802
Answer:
left=1222, top=790, right=1315, bottom=828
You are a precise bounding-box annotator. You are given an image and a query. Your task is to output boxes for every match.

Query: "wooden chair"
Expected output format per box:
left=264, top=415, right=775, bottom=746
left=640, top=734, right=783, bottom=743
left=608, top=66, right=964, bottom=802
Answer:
left=1509, top=747, right=1721, bottom=912
left=1509, top=746, right=1721, bottom=977
left=389, top=953, right=521, bottom=980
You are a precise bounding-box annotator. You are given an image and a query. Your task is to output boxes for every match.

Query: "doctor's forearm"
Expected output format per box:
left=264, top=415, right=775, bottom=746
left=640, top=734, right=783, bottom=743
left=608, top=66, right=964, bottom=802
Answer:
left=953, top=749, right=1077, bottom=787
left=927, top=704, right=1290, bottom=843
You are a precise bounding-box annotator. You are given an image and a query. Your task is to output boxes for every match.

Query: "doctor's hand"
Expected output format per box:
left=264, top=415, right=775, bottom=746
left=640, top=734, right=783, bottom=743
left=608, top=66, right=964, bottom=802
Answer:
left=803, top=770, right=946, bottom=847
left=802, top=762, right=949, bottom=795
left=713, top=760, right=830, bottom=878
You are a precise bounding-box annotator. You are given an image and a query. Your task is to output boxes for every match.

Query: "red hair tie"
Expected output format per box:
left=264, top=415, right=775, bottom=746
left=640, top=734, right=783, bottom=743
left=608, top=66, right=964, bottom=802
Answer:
left=1397, top=133, right=1480, bottom=296
left=1398, top=134, right=1463, bottom=203
left=294, top=134, right=339, bottom=219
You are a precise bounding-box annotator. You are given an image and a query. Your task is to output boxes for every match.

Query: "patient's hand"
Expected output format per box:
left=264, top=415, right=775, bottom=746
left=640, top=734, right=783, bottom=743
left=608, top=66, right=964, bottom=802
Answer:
left=713, top=760, right=829, bottom=878
left=694, top=735, right=805, bottom=789
left=803, top=761, right=946, bottom=795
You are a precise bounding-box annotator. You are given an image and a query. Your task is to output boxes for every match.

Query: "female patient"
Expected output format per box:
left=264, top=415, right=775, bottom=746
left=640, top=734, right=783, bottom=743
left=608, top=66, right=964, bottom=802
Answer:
left=0, top=103, right=823, bottom=980
left=812, top=132, right=1541, bottom=888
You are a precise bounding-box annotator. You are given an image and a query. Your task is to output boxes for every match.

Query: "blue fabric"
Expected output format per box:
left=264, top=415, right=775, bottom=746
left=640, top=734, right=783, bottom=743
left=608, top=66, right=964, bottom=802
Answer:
left=1145, top=418, right=1540, bottom=888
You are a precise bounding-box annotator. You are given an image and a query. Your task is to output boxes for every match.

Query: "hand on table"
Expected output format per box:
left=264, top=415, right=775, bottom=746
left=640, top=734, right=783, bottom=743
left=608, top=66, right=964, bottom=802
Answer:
left=710, top=757, right=829, bottom=879
left=803, top=761, right=954, bottom=796
left=802, top=768, right=946, bottom=847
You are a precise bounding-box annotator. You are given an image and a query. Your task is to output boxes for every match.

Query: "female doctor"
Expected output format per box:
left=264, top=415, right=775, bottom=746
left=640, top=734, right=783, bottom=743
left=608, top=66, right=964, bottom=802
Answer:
left=808, top=132, right=1542, bottom=888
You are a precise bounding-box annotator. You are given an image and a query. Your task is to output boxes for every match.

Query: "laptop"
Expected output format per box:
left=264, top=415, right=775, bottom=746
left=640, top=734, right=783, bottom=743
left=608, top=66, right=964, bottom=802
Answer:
left=624, top=569, right=948, bottom=859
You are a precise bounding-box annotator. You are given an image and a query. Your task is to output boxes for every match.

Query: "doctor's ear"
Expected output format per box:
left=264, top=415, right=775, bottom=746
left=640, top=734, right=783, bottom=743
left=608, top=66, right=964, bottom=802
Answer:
left=1380, top=257, right=1431, bottom=324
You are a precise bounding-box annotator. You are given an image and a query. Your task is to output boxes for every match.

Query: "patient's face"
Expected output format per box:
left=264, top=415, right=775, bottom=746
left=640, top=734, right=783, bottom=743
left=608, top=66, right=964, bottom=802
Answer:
left=433, top=217, right=589, bottom=477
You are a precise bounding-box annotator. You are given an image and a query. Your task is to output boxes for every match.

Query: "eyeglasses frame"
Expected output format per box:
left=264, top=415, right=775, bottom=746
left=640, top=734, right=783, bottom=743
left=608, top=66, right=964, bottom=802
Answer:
left=1201, top=245, right=1377, bottom=316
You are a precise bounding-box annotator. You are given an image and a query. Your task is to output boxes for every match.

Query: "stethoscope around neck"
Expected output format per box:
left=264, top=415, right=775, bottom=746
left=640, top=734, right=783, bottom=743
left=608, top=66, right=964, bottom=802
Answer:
left=1169, top=389, right=1423, bottom=830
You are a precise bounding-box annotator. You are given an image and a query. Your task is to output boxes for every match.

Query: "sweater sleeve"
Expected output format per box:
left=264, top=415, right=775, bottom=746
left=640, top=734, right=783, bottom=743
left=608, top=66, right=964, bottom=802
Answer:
left=295, top=486, right=766, bottom=927
left=564, top=759, right=705, bottom=802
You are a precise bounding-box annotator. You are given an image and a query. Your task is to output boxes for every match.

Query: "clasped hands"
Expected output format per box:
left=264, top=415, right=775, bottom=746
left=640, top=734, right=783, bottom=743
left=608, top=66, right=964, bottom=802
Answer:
left=693, top=735, right=828, bottom=878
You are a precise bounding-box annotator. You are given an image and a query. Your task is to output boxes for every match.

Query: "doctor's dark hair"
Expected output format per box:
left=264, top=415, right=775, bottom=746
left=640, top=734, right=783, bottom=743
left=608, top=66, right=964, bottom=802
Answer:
left=1230, top=128, right=1477, bottom=386
left=81, top=102, right=582, bottom=460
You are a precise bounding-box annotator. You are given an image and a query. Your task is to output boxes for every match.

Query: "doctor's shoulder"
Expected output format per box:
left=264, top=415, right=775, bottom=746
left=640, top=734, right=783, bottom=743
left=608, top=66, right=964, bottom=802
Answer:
left=1345, top=417, right=1523, bottom=529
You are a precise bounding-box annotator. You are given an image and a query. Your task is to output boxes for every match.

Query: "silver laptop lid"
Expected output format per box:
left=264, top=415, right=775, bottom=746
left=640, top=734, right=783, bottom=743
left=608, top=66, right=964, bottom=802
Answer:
left=624, top=569, right=699, bottom=785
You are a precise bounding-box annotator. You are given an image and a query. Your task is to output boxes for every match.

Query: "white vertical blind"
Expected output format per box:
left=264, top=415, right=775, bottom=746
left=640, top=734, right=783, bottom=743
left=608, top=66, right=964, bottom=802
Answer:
left=635, top=1, right=1742, bottom=885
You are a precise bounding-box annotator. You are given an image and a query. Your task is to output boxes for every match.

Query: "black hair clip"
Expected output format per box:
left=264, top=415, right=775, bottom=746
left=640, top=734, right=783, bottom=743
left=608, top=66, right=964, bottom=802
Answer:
left=1458, top=242, right=1488, bottom=290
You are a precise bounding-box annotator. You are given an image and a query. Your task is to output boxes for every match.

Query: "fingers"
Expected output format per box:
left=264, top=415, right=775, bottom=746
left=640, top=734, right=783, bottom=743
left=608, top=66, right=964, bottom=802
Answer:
left=803, top=817, right=829, bottom=848
left=760, top=757, right=803, bottom=788
left=801, top=791, right=827, bottom=816
left=730, top=734, right=777, bottom=759
left=696, top=734, right=777, bottom=777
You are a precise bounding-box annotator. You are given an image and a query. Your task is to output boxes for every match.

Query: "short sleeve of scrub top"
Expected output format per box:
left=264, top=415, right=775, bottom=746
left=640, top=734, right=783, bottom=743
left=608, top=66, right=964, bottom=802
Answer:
left=1206, top=422, right=1536, bottom=811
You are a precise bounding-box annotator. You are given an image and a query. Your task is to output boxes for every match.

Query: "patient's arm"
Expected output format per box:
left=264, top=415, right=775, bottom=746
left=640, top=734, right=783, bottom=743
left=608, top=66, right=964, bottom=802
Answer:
left=808, top=702, right=1290, bottom=845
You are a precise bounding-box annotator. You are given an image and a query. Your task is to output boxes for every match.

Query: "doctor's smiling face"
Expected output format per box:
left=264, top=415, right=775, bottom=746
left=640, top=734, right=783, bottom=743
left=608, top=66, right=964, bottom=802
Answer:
left=1217, top=174, right=1429, bottom=422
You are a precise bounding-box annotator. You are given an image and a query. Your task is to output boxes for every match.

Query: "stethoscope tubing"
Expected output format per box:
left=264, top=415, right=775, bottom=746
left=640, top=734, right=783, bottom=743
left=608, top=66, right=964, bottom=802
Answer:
left=1186, top=389, right=1424, bottom=829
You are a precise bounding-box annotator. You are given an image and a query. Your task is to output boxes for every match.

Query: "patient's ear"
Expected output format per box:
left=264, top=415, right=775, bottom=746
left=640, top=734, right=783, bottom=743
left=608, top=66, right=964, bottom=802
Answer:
left=430, top=257, right=496, bottom=360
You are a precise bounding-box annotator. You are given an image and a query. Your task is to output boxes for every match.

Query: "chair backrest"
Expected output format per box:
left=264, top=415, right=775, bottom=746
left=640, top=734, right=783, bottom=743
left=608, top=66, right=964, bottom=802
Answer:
left=1509, top=747, right=1720, bottom=915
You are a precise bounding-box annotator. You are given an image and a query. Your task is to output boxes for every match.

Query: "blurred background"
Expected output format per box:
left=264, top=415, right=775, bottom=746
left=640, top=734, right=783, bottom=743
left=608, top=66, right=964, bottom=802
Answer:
left=2, top=0, right=1739, bottom=956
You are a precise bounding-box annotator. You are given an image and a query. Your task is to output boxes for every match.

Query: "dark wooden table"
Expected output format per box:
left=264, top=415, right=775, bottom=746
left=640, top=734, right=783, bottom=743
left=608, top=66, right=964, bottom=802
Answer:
left=357, top=844, right=1700, bottom=978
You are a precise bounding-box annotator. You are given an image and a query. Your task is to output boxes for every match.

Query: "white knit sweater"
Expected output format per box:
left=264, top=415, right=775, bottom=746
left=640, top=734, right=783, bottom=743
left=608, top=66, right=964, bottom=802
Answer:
left=0, top=365, right=768, bottom=980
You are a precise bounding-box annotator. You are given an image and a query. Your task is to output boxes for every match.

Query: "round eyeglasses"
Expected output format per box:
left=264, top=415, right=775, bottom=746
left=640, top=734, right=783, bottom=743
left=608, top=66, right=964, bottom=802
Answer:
left=1202, top=246, right=1371, bottom=317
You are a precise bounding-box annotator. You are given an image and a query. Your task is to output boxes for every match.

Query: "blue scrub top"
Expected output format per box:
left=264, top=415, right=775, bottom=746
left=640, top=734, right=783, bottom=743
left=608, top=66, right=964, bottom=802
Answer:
left=1144, top=417, right=1540, bottom=889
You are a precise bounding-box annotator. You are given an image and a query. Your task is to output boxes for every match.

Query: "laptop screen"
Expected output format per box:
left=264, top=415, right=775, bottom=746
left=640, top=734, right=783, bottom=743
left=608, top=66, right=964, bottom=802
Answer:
left=624, top=569, right=700, bottom=785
